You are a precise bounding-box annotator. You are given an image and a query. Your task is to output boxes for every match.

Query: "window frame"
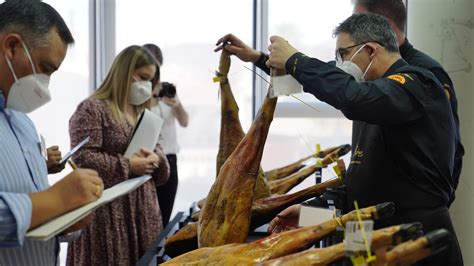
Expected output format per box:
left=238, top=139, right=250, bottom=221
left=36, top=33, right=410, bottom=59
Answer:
left=252, top=0, right=345, bottom=119
left=94, top=0, right=407, bottom=118
left=90, top=0, right=116, bottom=91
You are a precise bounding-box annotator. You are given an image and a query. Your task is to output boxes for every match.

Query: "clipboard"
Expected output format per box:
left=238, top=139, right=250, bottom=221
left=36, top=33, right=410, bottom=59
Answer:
left=26, top=175, right=152, bottom=240
left=124, top=109, right=163, bottom=158
left=59, top=136, right=90, bottom=165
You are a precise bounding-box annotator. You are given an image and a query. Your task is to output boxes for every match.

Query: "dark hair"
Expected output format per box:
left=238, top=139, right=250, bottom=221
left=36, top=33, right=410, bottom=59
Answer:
left=334, top=13, right=399, bottom=53
left=0, top=0, right=74, bottom=47
left=353, top=0, right=406, bottom=33
left=143, top=43, right=163, bottom=65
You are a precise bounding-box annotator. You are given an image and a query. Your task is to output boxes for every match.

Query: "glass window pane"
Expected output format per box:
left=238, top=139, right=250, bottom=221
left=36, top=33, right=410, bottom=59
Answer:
left=264, top=0, right=354, bottom=191
left=29, top=0, right=90, bottom=182
left=262, top=118, right=352, bottom=188
left=268, top=0, right=353, bottom=104
left=116, top=0, right=254, bottom=215
left=25, top=1, right=90, bottom=265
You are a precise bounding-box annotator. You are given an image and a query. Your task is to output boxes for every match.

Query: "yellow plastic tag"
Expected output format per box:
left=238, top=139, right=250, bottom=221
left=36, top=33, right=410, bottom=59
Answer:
left=333, top=165, right=341, bottom=176
left=335, top=216, right=345, bottom=231
left=350, top=254, right=376, bottom=265
left=213, top=76, right=222, bottom=83
left=351, top=255, right=367, bottom=266
left=333, top=165, right=343, bottom=184
left=316, top=144, right=321, bottom=154
left=354, top=201, right=375, bottom=262
left=366, top=255, right=376, bottom=263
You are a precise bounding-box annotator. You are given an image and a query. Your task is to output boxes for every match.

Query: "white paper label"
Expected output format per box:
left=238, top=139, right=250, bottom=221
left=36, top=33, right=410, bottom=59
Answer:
left=39, top=134, right=47, bottom=160
left=345, top=220, right=374, bottom=253
left=270, top=74, right=303, bottom=98
left=299, top=205, right=334, bottom=227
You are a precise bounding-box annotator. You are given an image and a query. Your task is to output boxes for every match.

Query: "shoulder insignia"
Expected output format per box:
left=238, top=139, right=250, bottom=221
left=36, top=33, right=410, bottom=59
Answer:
left=402, top=73, right=414, bottom=80
left=443, top=84, right=451, bottom=99
left=387, top=74, right=406, bottom=84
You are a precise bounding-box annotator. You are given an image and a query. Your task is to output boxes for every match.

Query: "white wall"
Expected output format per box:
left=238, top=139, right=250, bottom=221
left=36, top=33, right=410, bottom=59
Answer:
left=408, top=0, right=473, bottom=264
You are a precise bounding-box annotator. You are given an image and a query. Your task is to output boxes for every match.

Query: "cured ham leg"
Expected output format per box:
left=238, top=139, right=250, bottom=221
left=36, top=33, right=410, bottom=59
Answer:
left=163, top=223, right=198, bottom=258
left=198, top=90, right=277, bottom=247
left=163, top=203, right=394, bottom=265
left=166, top=173, right=346, bottom=257
left=251, top=177, right=343, bottom=229
left=262, top=223, right=423, bottom=265
left=373, top=229, right=451, bottom=266
left=265, top=144, right=350, bottom=182
left=216, top=49, right=270, bottom=200
left=269, top=146, right=350, bottom=195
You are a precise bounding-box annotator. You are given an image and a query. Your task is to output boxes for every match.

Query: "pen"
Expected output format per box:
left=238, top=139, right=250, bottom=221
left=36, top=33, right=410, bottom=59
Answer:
left=68, top=160, right=78, bottom=170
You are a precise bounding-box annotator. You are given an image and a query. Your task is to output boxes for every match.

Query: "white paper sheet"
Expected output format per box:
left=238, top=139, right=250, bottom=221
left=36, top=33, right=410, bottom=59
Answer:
left=26, top=175, right=152, bottom=240
left=299, top=205, right=334, bottom=227
left=345, top=220, right=374, bottom=253
left=124, top=109, right=163, bottom=158
left=270, top=74, right=303, bottom=98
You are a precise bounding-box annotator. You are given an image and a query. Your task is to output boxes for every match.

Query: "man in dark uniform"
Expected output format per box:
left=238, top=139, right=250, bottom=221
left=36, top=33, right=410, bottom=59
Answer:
left=353, top=0, right=464, bottom=206
left=216, top=13, right=462, bottom=266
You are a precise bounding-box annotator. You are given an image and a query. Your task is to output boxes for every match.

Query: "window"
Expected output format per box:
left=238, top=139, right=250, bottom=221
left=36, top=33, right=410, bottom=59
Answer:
left=26, top=1, right=90, bottom=265
left=29, top=0, right=90, bottom=181
left=27, top=0, right=353, bottom=239
left=259, top=0, right=354, bottom=190
left=116, top=0, right=254, bottom=214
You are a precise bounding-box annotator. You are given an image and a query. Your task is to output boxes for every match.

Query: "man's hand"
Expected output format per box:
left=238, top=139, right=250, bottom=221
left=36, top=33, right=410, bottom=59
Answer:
left=130, top=148, right=160, bottom=176
left=266, top=36, right=299, bottom=70
left=267, top=204, right=301, bottom=234
left=49, top=169, right=103, bottom=211
left=46, top=146, right=65, bottom=174
left=215, top=33, right=261, bottom=63
left=29, top=168, right=104, bottom=229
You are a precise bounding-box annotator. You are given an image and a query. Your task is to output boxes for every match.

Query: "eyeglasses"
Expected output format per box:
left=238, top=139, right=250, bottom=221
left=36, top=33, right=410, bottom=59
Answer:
left=335, top=41, right=383, bottom=62
left=335, top=43, right=367, bottom=62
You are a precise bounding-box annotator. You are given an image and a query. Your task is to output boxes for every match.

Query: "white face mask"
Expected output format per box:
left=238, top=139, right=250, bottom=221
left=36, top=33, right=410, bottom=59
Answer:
left=336, top=44, right=374, bottom=82
left=129, top=80, right=152, bottom=105
left=5, top=41, right=51, bottom=113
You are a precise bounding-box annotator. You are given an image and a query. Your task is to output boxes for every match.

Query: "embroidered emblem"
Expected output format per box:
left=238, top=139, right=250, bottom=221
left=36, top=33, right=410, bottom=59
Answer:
left=387, top=74, right=406, bottom=84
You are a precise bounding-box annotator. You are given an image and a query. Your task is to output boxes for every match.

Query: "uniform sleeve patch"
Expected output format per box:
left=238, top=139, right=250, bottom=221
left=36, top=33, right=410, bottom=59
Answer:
left=387, top=74, right=406, bottom=84
left=443, top=84, right=451, bottom=99
left=402, top=73, right=414, bottom=80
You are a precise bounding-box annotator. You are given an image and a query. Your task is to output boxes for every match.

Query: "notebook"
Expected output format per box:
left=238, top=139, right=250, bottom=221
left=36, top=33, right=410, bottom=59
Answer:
left=124, top=109, right=164, bottom=158
left=26, top=175, right=152, bottom=241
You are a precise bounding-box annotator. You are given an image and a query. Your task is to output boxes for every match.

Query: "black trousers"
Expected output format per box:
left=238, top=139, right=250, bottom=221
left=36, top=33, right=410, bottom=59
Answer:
left=376, top=206, right=463, bottom=266
left=156, top=154, right=178, bottom=228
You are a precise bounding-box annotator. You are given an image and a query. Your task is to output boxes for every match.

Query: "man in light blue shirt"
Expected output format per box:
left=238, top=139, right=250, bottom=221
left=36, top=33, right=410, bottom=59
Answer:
left=0, top=1, right=104, bottom=265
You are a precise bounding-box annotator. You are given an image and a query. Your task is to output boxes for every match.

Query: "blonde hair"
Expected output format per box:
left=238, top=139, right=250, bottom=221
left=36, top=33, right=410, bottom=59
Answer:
left=92, top=45, right=159, bottom=122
